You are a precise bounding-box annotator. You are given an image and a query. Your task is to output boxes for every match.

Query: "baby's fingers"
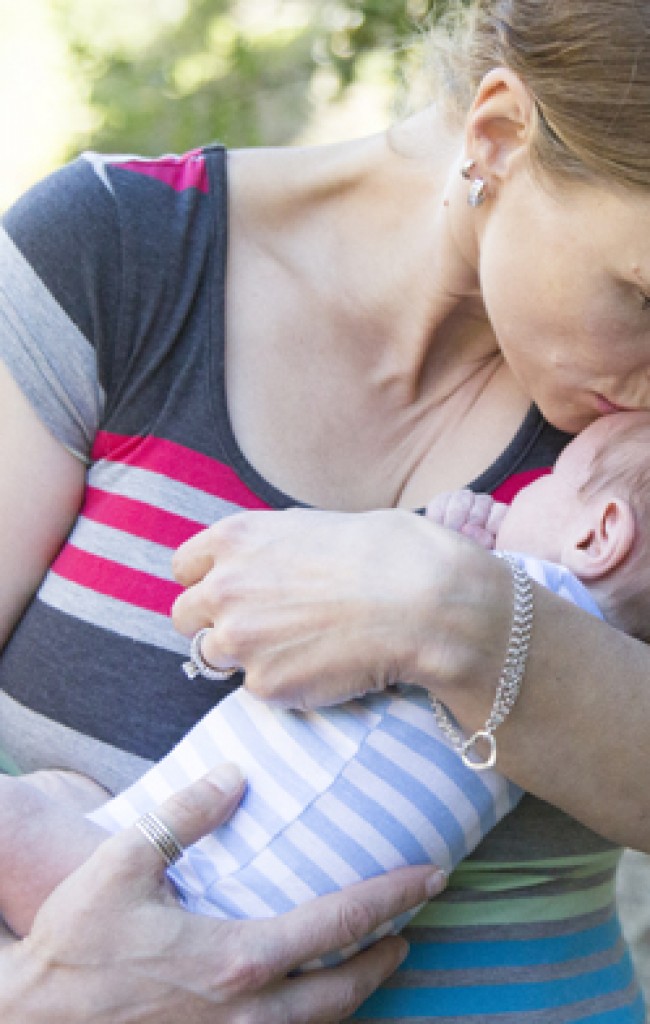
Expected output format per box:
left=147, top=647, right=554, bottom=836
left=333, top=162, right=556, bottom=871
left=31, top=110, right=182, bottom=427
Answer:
left=486, top=500, right=509, bottom=536
left=425, top=490, right=475, bottom=532
left=460, top=523, right=498, bottom=550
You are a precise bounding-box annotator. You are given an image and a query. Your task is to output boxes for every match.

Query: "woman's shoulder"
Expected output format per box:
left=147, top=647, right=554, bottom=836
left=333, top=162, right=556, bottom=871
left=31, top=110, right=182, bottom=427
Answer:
left=3, top=145, right=226, bottom=261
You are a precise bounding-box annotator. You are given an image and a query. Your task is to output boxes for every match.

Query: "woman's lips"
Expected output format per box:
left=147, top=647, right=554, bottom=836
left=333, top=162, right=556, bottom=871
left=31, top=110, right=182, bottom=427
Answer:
left=594, top=394, right=634, bottom=415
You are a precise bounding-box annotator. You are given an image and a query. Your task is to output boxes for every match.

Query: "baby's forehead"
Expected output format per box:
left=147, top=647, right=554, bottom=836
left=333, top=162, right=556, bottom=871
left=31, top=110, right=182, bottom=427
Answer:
left=564, top=412, right=650, bottom=494
left=569, top=412, right=650, bottom=460
left=579, top=414, right=633, bottom=448
left=554, top=418, right=624, bottom=488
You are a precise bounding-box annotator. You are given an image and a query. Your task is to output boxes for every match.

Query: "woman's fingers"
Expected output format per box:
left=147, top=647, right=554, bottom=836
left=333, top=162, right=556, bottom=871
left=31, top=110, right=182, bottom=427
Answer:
left=93, top=771, right=446, bottom=994
left=172, top=512, right=263, bottom=589
left=25, top=761, right=447, bottom=1024
left=172, top=528, right=219, bottom=588
left=107, top=763, right=246, bottom=881
left=249, top=865, right=447, bottom=977
left=256, top=936, right=411, bottom=1024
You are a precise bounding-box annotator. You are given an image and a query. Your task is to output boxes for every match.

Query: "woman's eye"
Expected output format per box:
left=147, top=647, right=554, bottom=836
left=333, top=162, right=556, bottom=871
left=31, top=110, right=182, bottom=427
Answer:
left=641, top=291, right=650, bottom=311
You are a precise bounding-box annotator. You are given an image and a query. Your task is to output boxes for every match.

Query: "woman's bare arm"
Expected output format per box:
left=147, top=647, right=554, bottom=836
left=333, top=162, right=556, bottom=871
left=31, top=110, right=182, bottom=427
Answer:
left=0, top=361, right=85, bottom=648
left=430, top=564, right=650, bottom=852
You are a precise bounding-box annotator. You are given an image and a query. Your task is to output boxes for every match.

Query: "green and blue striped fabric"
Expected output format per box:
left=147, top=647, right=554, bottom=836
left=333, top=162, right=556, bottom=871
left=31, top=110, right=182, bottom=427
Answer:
left=354, top=848, right=645, bottom=1022
left=0, top=748, right=19, bottom=776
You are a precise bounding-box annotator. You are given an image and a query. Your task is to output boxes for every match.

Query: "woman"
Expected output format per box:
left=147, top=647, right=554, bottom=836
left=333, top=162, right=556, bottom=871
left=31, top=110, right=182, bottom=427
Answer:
left=1, top=0, right=649, bottom=1020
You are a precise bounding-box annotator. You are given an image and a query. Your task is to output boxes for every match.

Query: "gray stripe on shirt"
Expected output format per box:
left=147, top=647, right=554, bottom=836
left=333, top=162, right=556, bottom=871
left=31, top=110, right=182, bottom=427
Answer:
left=38, top=575, right=189, bottom=655
left=67, top=517, right=176, bottom=580
left=87, top=459, right=246, bottom=526
left=0, top=227, right=105, bottom=457
left=0, top=691, right=151, bottom=793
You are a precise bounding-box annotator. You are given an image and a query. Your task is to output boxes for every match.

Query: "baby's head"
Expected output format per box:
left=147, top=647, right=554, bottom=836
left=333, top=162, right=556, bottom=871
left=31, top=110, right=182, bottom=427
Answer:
left=496, top=412, right=650, bottom=641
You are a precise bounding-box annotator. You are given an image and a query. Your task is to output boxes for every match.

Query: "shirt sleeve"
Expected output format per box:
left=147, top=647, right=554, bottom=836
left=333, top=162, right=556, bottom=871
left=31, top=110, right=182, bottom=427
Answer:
left=0, top=157, right=122, bottom=460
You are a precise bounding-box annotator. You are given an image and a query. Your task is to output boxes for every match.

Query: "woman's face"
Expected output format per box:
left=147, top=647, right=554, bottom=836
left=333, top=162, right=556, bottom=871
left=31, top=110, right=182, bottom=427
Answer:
left=478, top=166, right=650, bottom=433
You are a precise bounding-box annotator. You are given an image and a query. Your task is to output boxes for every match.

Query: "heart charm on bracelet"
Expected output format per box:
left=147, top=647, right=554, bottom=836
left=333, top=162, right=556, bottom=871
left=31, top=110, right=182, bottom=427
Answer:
left=429, top=554, right=533, bottom=773
left=460, top=730, right=497, bottom=771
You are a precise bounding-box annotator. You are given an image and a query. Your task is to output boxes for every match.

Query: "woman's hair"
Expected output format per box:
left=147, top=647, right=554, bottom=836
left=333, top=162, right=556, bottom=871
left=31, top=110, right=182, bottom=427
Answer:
left=427, top=0, right=650, bottom=189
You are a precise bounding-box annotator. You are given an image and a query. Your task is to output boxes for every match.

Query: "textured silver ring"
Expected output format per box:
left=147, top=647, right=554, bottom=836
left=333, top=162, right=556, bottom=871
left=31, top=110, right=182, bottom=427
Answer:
left=182, top=627, right=240, bottom=682
left=135, top=811, right=184, bottom=867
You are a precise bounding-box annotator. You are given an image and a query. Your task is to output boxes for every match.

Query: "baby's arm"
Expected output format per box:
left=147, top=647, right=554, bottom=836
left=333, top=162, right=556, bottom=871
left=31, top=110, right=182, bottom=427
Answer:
left=425, top=489, right=508, bottom=549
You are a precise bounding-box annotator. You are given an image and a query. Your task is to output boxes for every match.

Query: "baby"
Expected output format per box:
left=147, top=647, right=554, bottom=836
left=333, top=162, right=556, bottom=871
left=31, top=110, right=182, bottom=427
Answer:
left=1, top=410, right=649, bottom=956
left=428, top=409, right=650, bottom=643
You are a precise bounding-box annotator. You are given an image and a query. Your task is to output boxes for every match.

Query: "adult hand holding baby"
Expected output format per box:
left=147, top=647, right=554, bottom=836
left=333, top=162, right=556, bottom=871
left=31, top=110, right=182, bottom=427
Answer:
left=2, top=763, right=442, bottom=1024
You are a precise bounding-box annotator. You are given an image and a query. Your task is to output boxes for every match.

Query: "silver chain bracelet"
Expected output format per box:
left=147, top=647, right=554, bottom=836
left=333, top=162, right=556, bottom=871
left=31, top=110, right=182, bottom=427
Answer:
left=430, top=553, right=534, bottom=772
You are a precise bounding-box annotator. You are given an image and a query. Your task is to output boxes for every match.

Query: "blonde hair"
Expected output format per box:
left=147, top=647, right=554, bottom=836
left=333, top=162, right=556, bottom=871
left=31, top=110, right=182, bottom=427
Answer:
left=427, top=0, right=650, bottom=189
left=580, top=414, right=650, bottom=642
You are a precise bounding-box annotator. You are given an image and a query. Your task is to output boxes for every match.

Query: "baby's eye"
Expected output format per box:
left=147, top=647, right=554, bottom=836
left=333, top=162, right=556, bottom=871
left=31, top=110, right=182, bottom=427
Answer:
left=640, top=291, right=650, bottom=311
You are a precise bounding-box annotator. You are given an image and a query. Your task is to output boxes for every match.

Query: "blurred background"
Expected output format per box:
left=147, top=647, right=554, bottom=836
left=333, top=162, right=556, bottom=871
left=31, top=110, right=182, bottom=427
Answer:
left=0, top=0, right=444, bottom=211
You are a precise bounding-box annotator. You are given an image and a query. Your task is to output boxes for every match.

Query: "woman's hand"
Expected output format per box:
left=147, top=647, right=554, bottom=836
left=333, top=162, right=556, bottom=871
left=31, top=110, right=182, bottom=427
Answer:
left=172, top=508, right=468, bottom=707
left=4, top=766, right=445, bottom=1024
left=171, top=507, right=512, bottom=712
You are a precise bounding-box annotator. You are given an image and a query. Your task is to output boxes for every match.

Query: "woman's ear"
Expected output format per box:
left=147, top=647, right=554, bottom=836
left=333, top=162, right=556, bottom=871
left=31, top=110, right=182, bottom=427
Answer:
left=561, top=497, right=636, bottom=582
left=465, top=68, right=536, bottom=184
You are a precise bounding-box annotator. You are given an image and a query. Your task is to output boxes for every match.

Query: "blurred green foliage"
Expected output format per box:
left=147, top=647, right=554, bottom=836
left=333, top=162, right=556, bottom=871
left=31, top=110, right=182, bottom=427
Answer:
left=51, top=0, right=446, bottom=157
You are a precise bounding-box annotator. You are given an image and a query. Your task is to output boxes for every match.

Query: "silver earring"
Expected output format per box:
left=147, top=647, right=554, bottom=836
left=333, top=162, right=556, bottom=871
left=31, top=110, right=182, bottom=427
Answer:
left=467, top=177, right=487, bottom=207
left=461, top=158, right=487, bottom=206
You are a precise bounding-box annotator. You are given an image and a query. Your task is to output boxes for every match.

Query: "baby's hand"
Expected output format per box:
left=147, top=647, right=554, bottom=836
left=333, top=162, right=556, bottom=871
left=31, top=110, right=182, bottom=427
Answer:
left=425, top=490, right=508, bottom=550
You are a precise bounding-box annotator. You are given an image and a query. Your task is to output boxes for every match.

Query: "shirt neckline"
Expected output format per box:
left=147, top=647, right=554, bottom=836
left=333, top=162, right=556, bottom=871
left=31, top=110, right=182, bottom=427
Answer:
left=205, top=145, right=547, bottom=511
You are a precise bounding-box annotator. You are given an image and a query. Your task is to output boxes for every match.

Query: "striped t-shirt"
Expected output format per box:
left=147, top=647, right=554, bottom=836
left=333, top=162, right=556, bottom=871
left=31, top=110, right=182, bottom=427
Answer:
left=0, top=146, right=643, bottom=1021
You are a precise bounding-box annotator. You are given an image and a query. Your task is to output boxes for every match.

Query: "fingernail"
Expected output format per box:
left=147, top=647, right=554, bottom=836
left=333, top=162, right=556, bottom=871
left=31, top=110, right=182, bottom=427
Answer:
left=206, top=763, right=245, bottom=796
left=425, top=869, right=448, bottom=898
left=395, top=937, right=410, bottom=967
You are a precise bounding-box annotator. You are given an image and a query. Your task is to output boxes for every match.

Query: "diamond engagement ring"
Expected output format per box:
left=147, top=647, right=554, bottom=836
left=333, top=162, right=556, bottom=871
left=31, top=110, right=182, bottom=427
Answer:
left=182, top=627, right=241, bottom=682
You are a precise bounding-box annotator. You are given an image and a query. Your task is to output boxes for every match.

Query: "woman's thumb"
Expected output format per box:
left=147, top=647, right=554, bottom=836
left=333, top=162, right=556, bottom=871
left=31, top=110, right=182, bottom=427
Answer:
left=106, top=763, right=246, bottom=879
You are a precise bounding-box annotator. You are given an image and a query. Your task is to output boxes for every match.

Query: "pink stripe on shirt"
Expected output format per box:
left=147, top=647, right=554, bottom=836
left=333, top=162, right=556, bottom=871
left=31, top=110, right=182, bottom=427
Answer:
left=51, top=545, right=182, bottom=617
left=92, top=431, right=274, bottom=510
left=82, top=486, right=205, bottom=548
left=491, top=467, right=551, bottom=504
left=111, top=150, right=209, bottom=194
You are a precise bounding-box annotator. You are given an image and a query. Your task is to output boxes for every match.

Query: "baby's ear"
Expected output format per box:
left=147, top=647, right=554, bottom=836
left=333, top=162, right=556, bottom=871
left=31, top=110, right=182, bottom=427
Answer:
left=561, top=497, right=636, bottom=581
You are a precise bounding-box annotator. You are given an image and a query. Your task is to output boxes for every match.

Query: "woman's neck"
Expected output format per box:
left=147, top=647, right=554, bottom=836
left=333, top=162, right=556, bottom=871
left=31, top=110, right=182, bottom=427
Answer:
left=223, top=108, right=527, bottom=509
left=227, top=106, right=493, bottom=388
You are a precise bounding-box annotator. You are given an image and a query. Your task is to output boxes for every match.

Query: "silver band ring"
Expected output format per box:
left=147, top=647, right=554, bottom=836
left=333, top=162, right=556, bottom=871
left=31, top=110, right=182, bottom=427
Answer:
left=182, top=627, right=240, bottom=682
left=135, top=812, right=184, bottom=867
